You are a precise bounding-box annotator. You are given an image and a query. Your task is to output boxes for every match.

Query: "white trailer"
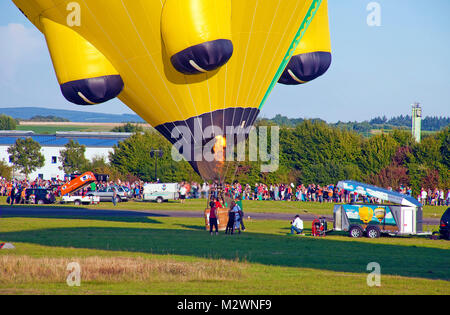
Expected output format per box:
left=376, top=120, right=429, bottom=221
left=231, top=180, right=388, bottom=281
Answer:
left=143, top=183, right=179, bottom=203
left=335, top=180, right=430, bottom=238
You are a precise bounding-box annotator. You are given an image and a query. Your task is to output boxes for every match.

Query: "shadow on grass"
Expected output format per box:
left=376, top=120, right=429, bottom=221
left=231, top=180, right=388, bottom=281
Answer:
left=0, top=207, right=167, bottom=224
left=1, top=225, right=449, bottom=281
left=1, top=214, right=162, bottom=224
left=176, top=224, right=206, bottom=231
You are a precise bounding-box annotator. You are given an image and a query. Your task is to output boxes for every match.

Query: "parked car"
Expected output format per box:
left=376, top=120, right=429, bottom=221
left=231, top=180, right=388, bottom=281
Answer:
left=122, top=186, right=133, bottom=199
left=87, top=186, right=128, bottom=202
left=440, top=208, right=450, bottom=240
left=25, top=188, right=56, bottom=205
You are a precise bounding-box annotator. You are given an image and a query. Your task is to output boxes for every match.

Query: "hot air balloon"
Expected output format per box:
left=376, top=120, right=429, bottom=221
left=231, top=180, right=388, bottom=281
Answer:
left=278, top=0, right=332, bottom=85
left=12, top=0, right=327, bottom=181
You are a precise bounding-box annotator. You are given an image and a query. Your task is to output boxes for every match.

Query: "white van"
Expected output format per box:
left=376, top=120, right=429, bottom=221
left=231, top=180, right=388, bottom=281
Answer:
left=143, top=183, right=179, bottom=203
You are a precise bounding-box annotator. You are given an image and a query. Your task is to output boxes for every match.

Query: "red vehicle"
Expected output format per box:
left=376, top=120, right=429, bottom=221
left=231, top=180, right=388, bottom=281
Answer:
left=312, top=217, right=328, bottom=237
left=60, top=172, right=96, bottom=196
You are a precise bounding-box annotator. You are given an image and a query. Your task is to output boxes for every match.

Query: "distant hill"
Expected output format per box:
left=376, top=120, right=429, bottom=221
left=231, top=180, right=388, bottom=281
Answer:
left=0, top=107, right=145, bottom=123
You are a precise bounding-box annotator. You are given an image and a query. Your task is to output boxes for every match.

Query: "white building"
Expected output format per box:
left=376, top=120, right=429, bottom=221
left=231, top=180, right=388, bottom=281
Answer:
left=0, top=131, right=132, bottom=180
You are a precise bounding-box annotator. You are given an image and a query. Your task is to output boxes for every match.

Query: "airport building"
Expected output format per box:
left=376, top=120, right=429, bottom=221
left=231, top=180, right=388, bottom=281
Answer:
left=0, top=131, right=132, bottom=180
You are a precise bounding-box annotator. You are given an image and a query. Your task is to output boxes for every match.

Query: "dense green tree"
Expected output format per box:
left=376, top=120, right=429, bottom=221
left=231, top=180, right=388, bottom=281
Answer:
left=111, top=123, right=144, bottom=133
left=368, top=165, right=410, bottom=190
left=0, top=114, right=17, bottom=130
left=302, top=161, right=362, bottom=185
left=27, top=115, right=70, bottom=122
left=109, top=131, right=201, bottom=182
left=259, top=114, right=448, bottom=133
left=278, top=120, right=363, bottom=184
left=439, top=127, right=449, bottom=168
left=7, top=137, right=45, bottom=178
left=390, top=129, right=414, bottom=147
left=58, top=140, right=89, bottom=174
left=85, top=156, right=123, bottom=182
left=358, top=134, right=399, bottom=176
left=0, top=160, right=13, bottom=180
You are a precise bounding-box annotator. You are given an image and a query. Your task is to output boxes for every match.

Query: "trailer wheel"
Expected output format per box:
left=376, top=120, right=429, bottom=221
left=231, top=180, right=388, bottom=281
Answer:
left=366, top=225, right=381, bottom=239
left=156, top=197, right=164, bottom=204
left=349, top=225, right=364, bottom=238
left=74, top=200, right=81, bottom=206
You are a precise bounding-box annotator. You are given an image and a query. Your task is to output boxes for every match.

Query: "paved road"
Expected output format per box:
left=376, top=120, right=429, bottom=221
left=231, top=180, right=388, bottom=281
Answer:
left=0, top=206, right=440, bottom=225
left=0, top=206, right=327, bottom=221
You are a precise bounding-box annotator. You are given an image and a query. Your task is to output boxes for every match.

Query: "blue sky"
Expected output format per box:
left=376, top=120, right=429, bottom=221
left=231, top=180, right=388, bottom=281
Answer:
left=0, top=0, right=449, bottom=123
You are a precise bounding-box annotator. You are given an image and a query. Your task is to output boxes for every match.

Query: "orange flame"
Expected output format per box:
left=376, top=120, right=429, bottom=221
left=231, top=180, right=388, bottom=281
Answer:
left=213, top=135, right=226, bottom=161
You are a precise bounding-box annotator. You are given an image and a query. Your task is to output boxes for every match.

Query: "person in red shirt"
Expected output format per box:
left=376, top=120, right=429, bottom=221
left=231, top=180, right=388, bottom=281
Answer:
left=209, top=200, right=219, bottom=235
left=214, top=197, right=223, bottom=209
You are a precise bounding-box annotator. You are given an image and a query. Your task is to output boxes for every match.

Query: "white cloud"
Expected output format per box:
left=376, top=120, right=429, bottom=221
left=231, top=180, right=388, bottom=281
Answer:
left=0, top=23, right=46, bottom=85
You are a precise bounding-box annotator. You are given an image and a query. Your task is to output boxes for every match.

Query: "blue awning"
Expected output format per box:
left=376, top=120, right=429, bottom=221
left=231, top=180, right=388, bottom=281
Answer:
left=336, top=180, right=421, bottom=208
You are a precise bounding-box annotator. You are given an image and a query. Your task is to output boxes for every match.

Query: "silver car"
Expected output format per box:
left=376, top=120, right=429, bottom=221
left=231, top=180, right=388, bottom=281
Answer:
left=87, top=186, right=128, bottom=202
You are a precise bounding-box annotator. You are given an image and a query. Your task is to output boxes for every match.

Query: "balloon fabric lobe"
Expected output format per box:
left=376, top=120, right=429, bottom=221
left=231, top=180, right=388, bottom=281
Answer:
left=12, top=0, right=330, bottom=181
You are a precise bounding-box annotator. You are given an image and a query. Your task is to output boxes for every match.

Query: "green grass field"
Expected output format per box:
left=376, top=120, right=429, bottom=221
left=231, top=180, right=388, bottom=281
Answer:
left=16, top=122, right=154, bottom=134
left=0, top=208, right=449, bottom=294
left=16, top=125, right=114, bottom=134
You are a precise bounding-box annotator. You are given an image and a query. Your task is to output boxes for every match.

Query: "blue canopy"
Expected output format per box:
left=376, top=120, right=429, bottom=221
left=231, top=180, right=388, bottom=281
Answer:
left=336, top=180, right=422, bottom=208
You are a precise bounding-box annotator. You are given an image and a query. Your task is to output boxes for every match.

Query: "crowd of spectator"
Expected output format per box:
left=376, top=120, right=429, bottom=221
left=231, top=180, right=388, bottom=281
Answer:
left=178, top=181, right=450, bottom=207
left=418, top=187, right=449, bottom=206
left=0, top=176, right=147, bottom=205
left=1, top=176, right=449, bottom=207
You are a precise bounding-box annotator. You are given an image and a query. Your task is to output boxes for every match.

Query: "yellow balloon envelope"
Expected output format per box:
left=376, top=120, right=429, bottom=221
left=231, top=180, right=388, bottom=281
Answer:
left=13, top=0, right=325, bottom=180
left=279, top=0, right=332, bottom=85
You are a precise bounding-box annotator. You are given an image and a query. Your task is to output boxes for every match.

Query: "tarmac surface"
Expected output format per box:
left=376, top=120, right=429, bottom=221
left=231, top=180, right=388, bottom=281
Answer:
left=0, top=206, right=440, bottom=225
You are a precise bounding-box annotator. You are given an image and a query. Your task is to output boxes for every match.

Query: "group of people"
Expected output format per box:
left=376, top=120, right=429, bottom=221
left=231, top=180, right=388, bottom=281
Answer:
left=418, top=187, right=449, bottom=206
left=0, top=177, right=60, bottom=205
left=178, top=181, right=450, bottom=207
left=0, top=176, right=148, bottom=205
left=208, top=196, right=245, bottom=236
left=208, top=194, right=305, bottom=236
left=2, top=175, right=449, bottom=208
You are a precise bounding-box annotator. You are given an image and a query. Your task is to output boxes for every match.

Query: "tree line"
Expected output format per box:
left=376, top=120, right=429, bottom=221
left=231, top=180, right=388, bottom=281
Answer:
left=1, top=119, right=448, bottom=197
left=259, top=114, right=450, bottom=133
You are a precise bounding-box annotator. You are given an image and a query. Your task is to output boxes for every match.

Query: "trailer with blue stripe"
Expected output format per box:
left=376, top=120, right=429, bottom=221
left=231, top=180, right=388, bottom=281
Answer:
left=333, top=181, right=429, bottom=238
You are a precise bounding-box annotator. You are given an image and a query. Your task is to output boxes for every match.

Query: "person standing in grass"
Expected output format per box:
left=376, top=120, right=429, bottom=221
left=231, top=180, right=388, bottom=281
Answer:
left=112, top=187, right=118, bottom=206
left=225, top=201, right=236, bottom=235
left=290, top=215, right=304, bottom=235
left=179, top=183, right=187, bottom=204
left=9, top=185, right=15, bottom=205
left=209, top=200, right=219, bottom=235
left=236, top=195, right=245, bottom=231
left=229, top=201, right=242, bottom=234
left=20, top=188, right=26, bottom=204
left=90, top=181, right=97, bottom=193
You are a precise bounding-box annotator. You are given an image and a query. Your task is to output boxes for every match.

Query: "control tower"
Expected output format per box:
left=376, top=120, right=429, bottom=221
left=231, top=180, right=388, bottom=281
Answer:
left=411, top=103, right=422, bottom=143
